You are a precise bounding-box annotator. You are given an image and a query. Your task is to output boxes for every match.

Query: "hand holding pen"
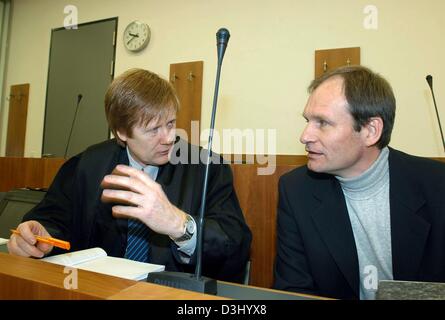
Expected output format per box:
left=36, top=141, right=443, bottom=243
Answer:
left=7, top=220, right=70, bottom=258
left=10, top=229, right=70, bottom=250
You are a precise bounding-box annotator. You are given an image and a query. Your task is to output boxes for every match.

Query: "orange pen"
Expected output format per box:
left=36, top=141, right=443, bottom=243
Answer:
left=10, top=229, right=71, bottom=250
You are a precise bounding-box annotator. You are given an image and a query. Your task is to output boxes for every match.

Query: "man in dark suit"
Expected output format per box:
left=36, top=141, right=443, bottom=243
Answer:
left=8, top=68, right=251, bottom=283
left=273, top=65, right=445, bottom=299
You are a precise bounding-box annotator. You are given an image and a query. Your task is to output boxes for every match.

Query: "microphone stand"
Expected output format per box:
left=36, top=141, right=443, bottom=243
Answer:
left=64, top=94, right=83, bottom=158
left=195, top=27, right=230, bottom=280
left=426, top=75, right=445, bottom=153
left=146, top=28, right=230, bottom=294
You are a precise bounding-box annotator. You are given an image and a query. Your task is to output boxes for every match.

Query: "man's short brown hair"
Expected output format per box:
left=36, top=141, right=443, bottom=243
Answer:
left=105, top=68, right=179, bottom=146
left=309, top=65, right=396, bottom=149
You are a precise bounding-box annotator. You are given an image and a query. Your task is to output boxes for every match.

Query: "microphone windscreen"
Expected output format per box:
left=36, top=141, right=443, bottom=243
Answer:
left=216, top=28, right=230, bottom=45
left=426, top=75, right=433, bottom=88
left=216, top=28, right=230, bottom=62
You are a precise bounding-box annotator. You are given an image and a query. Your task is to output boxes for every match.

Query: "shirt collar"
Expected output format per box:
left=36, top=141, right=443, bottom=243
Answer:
left=126, top=147, right=159, bottom=180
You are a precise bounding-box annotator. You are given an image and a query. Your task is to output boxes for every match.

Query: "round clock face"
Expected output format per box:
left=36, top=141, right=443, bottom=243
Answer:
left=123, top=21, right=151, bottom=52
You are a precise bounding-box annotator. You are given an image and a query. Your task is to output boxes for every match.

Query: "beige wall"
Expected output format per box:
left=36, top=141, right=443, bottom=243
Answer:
left=1, top=0, right=444, bottom=157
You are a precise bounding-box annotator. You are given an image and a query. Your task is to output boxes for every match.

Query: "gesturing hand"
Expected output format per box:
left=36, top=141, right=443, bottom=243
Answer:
left=101, top=165, right=187, bottom=239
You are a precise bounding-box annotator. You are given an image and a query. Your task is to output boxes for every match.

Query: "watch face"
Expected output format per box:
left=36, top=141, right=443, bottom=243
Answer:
left=123, top=21, right=151, bottom=52
left=186, top=218, right=196, bottom=234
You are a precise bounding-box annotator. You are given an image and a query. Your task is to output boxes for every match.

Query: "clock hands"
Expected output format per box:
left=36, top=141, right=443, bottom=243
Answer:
left=127, top=32, right=139, bottom=45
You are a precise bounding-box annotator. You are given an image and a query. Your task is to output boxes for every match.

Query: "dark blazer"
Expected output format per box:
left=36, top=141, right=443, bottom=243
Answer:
left=273, top=148, right=445, bottom=299
left=23, top=138, right=252, bottom=283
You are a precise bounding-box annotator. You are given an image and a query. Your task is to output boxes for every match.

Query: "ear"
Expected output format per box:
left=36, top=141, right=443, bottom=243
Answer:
left=363, top=117, right=384, bottom=147
left=115, top=130, right=128, bottom=143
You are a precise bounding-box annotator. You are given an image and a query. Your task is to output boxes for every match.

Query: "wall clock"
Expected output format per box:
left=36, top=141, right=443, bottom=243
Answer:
left=123, top=21, right=151, bottom=52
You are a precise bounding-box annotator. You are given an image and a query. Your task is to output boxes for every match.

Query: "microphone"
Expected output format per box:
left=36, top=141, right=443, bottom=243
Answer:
left=216, top=27, right=230, bottom=64
left=426, top=75, right=445, bottom=153
left=146, top=28, right=231, bottom=294
left=64, top=94, right=83, bottom=158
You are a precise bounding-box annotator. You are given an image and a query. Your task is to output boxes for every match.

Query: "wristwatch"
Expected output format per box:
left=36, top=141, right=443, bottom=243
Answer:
left=172, top=214, right=196, bottom=242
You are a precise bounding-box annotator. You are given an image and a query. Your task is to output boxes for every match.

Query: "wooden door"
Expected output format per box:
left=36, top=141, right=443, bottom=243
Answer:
left=6, top=84, right=30, bottom=157
left=169, top=61, right=203, bottom=145
left=43, top=18, right=116, bottom=158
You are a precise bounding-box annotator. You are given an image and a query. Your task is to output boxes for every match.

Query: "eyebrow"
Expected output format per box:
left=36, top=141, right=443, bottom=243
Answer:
left=302, top=113, right=333, bottom=125
left=147, top=117, right=176, bottom=130
left=302, top=112, right=324, bottom=120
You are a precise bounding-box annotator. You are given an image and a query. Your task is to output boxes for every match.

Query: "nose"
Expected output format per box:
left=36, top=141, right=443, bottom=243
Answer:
left=300, top=123, right=315, bottom=145
left=160, top=126, right=176, bottom=144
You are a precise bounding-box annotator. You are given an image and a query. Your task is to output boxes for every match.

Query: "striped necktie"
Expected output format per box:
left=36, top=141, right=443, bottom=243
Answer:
left=125, top=218, right=150, bottom=262
left=124, top=167, right=155, bottom=263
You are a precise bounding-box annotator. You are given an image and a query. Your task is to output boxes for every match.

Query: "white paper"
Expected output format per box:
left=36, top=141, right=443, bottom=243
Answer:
left=77, top=255, right=165, bottom=281
left=42, top=247, right=107, bottom=266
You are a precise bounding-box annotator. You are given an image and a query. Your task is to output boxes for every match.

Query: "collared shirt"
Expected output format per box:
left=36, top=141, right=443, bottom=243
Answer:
left=126, top=147, right=196, bottom=258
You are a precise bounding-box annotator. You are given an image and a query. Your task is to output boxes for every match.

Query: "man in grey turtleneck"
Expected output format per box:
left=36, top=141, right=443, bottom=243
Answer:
left=274, top=65, right=445, bottom=300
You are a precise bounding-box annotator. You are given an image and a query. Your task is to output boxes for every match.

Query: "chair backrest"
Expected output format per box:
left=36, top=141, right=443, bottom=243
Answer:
left=0, top=192, right=6, bottom=205
left=0, top=189, right=46, bottom=238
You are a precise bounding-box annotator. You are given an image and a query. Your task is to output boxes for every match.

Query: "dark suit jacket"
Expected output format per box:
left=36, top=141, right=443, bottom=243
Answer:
left=273, top=148, right=445, bottom=299
left=23, top=138, right=252, bottom=283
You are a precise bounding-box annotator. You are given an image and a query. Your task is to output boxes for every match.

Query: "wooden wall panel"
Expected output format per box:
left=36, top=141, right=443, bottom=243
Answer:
left=170, top=61, right=203, bottom=145
left=6, top=84, right=30, bottom=157
left=231, top=164, right=295, bottom=288
left=0, top=157, right=66, bottom=192
left=1, top=155, right=444, bottom=289
left=315, top=47, right=360, bottom=78
left=42, top=158, right=67, bottom=187
left=224, top=154, right=308, bottom=166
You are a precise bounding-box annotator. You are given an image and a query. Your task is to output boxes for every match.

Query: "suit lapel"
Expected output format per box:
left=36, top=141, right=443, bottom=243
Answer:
left=155, top=137, right=192, bottom=206
left=102, top=147, right=130, bottom=245
left=388, top=149, right=430, bottom=279
left=309, top=174, right=360, bottom=297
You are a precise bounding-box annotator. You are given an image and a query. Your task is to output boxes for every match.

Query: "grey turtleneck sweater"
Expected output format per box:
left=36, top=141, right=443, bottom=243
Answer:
left=336, top=147, right=393, bottom=300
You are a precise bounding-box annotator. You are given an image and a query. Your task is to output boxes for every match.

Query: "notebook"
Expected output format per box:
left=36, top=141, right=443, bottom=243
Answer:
left=42, top=247, right=165, bottom=281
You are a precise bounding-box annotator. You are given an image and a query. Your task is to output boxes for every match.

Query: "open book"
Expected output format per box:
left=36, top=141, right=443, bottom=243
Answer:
left=42, top=247, right=165, bottom=281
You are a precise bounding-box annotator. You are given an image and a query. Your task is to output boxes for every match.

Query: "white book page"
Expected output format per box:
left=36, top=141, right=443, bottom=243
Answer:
left=0, top=238, right=9, bottom=245
left=76, top=256, right=165, bottom=281
left=42, top=247, right=107, bottom=267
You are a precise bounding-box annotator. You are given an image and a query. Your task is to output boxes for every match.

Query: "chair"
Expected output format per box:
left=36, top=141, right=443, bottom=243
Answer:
left=0, top=189, right=46, bottom=238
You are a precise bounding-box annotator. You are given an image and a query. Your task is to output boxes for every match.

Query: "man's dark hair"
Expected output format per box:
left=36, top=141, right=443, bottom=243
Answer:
left=309, top=65, right=396, bottom=149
